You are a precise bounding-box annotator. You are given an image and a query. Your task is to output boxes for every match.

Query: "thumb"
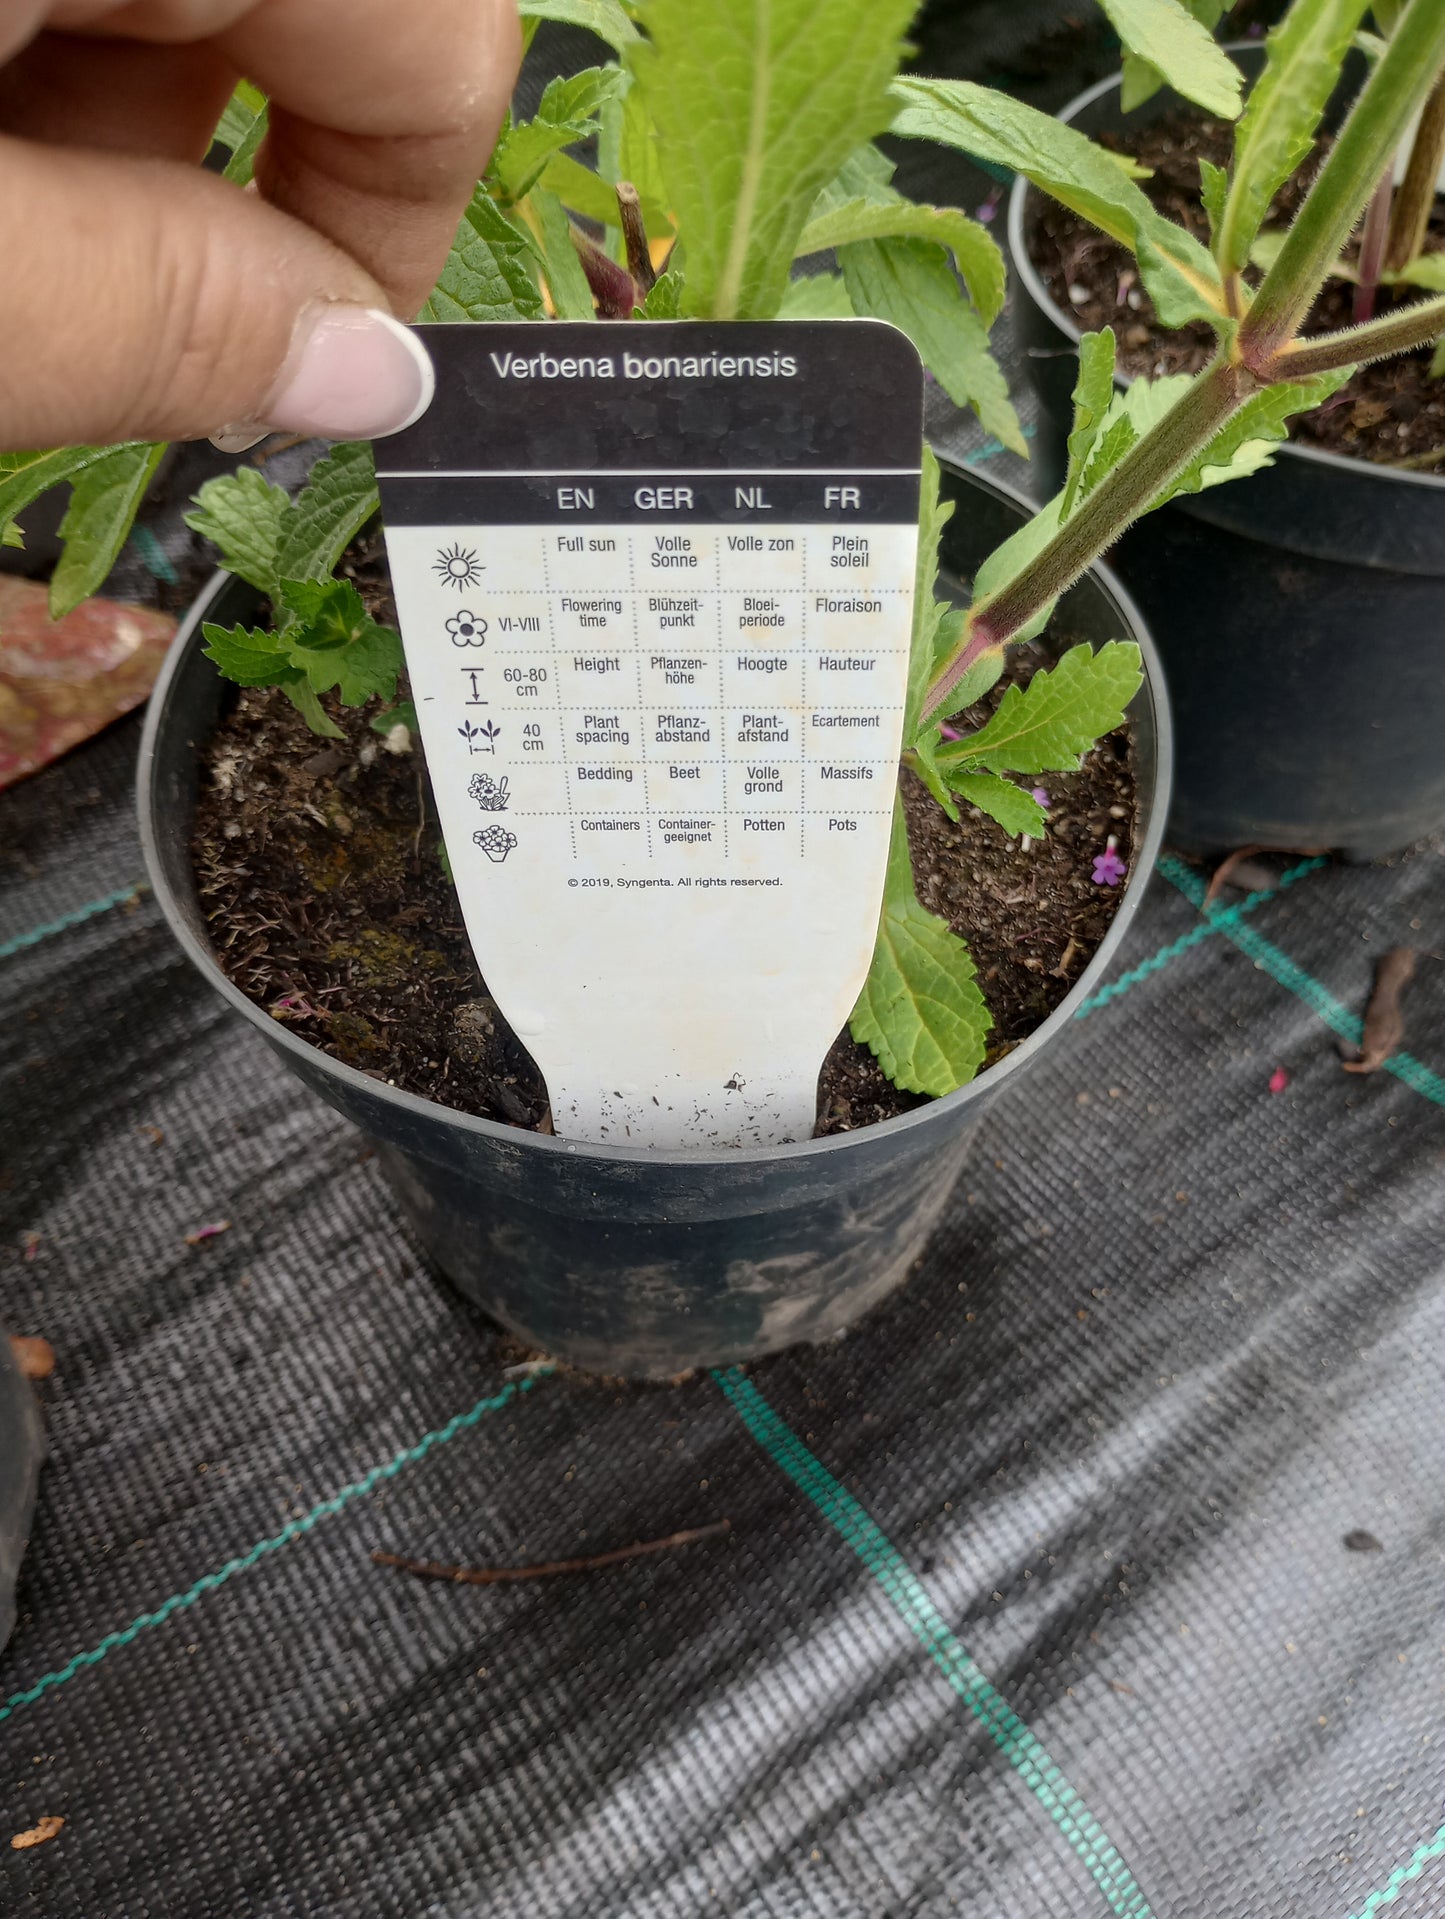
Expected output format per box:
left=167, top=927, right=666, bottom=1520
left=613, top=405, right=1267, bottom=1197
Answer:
left=0, top=134, right=435, bottom=451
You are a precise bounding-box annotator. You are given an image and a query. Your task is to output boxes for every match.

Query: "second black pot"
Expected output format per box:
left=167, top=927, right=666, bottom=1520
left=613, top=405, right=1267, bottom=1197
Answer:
left=1008, top=50, right=1445, bottom=860
left=139, top=465, right=1169, bottom=1380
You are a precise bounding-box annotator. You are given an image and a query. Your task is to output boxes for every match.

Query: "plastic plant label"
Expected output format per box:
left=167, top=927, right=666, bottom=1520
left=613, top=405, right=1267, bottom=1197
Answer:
left=377, top=321, right=922, bottom=1148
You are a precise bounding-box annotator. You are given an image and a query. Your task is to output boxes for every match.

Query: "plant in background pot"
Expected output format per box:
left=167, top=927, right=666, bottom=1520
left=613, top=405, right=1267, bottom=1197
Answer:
left=24, top=0, right=1407, bottom=1374
left=1001, top=1, right=1445, bottom=857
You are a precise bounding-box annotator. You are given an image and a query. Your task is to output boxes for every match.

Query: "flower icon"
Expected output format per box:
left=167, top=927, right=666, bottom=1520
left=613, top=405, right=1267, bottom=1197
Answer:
left=447, top=609, right=487, bottom=646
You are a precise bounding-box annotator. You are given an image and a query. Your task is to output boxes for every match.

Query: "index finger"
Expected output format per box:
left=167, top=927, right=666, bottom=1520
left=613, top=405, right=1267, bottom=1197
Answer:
left=219, top=0, right=520, bottom=318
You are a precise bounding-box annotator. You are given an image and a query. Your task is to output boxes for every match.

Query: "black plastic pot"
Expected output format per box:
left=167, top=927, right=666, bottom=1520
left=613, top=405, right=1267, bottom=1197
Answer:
left=1008, top=49, right=1445, bottom=859
left=138, top=464, right=1170, bottom=1380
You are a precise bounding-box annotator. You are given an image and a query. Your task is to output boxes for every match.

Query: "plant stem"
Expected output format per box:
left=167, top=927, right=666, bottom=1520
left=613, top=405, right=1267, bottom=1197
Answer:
left=1353, top=166, right=1395, bottom=324
left=1385, top=71, right=1445, bottom=272
left=922, top=357, right=1250, bottom=721
left=372, top=1519, right=731, bottom=1585
left=1241, top=0, right=1445, bottom=362
left=615, top=180, right=657, bottom=294
left=569, top=222, right=638, bottom=317
left=1271, top=287, right=1445, bottom=375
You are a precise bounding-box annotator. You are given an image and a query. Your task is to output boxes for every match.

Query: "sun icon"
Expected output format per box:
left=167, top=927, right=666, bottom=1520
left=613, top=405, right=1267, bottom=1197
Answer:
left=432, top=543, right=484, bottom=591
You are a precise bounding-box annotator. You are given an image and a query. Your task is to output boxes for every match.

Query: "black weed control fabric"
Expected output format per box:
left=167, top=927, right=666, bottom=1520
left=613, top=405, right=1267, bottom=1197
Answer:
left=5, top=15, right=1445, bottom=1913
left=3, top=661, right=1445, bottom=1919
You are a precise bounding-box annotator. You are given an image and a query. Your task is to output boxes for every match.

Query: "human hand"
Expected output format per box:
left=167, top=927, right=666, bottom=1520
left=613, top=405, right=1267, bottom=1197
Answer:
left=0, top=0, right=520, bottom=451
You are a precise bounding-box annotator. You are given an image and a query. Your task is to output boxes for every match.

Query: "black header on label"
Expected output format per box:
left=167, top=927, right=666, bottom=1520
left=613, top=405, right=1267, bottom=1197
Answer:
left=374, top=321, right=924, bottom=478
left=380, top=471, right=920, bottom=525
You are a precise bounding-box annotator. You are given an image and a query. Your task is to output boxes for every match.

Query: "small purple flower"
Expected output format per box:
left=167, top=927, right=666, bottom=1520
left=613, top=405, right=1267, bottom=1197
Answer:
left=939, top=723, right=962, bottom=742
left=975, top=188, right=1003, bottom=224
left=1092, top=836, right=1127, bottom=887
left=1031, top=786, right=1050, bottom=808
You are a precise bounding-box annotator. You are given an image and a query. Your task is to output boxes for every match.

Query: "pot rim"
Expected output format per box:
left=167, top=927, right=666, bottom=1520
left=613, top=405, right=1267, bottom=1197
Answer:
left=138, top=459, right=1172, bottom=1171
left=1005, top=42, right=1445, bottom=497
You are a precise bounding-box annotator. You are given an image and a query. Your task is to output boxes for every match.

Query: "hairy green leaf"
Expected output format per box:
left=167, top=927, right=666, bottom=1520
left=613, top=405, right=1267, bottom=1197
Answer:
left=1062, top=328, right=1118, bottom=513
left=850, top=799, right=991, bottom=1096
left=0, top=446, right=108, bottom=528
left=1078, top=412, right=1141, bottom=499
left=905, top=445, right=955, bottom=741
left=49, top=441, right=166, bottom=618
left=185, top=466, right=291, bottom=596
left=1199, top=157, right=1230, bottom=244
left=518, top=0, right=638, bottom=52
left=938, top=642, right=1143, bottom=775
left=1120, top=0, right=1228, bottom=109
left=422, top=190, right=544, bottom=322
left=778, top=271, right=854, bottom=317
left=529, top=187, right=597, bottom=318
left=200, top=622, right=291, bottom=686
left=948, top=771, right=1048, bottom=837
left=629, top=0, right=915, bottom=319
left=840, top=236, right=1024, bottom=451
left=1099, top=0, right=1240, bottom=117
left=641, top=269, right=686, bottom=317
left=1216, top=0, right=1371, bottom=273
left=1155, top=367, right=1351, bottom=502
left=276, top=578, right=403, bottom=706
left=491, top=68, right=624, bottom=202
left=891, top=77, right=1225, bottom=326
left=796, top=197, right=1005, bottom=323
left=277, top=443, right=379, bottom=584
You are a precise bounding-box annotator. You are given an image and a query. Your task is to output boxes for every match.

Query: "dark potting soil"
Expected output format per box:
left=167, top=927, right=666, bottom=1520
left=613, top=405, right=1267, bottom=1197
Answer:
left=1026, top=110, right=1445, bottom=466
left=191, top=537, right=1137, bottom=1139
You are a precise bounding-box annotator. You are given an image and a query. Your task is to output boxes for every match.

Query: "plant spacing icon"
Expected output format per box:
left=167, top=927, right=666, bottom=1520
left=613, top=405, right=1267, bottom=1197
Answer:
left=458, top=718, right=501, bottom=755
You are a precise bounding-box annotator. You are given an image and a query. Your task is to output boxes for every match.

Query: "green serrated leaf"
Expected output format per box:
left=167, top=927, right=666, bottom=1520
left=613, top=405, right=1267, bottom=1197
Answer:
left=1199, top=157, right=1229, bottom=245
left=0, top=446, right=109, bottom=528
left=1097, top=0, right=1241, bottom=117
left=1078, top=412, right=1140, bottom=500
left=948, top=771, right=1047, bottom=838
left=905, top=445, right=954, bottom=742
left=1215, top=0, right=1371, bottom=273
left=891, top=77, right=1225, bottom=326
left=1, top=521, right=22, bottom=549
left=641, top=269, right=685, bottom=317
left=1062, top=328, right=1118, bottom=513
left=277, top=578, right=403, bottom=706
left=849, top=798, right=991, bottom=1096
left=1154, top=367, right=1352, bottom=502
left=938, top=642, right=1143, bottom=775
left=422, top=189, right=545, bottom=322
left=201, top=621, right=291, bottom=687
left=284, top=680, right=345, bottom=739
left=529, top=187, right=598, bottom=318
left=778, top=271, right=854, bottom=317
left=222, top=102, right=268, bottom=187
left=796, top=197, right=1006, bottom=324
left=185, top=466, right=291, bottom=596
left=276, top=443, right=378, bottom=584
left=491, top=67, right=624, bottom=203
left=518, top=0, right=638, bottom=52
left=1120, top=0, right=1229, bottom=109
left=629, top=0, right=915, bottom=319
left=840, top=236, right=1024, bottom=452
left=49, top=441, right=166, bottom=618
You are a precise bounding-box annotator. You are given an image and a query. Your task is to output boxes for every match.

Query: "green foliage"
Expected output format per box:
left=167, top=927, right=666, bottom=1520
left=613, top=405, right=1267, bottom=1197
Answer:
left=530, top=187, right=598, bottom=318
left=935, top=644, right=1144, bottom=777
left=0, top=447, right=108, bottom=528
left=185, top=467, right=293, bottom=597
left=276, top=443, right=380, bottom=583
left=1152, top=367, right=1353, bottom=502
left=890, top=78, right=1225, bottom=325
left=848, top=799, right=992, bottom=1096
left=628, top=0, right=916, bottom=319
left=201, top=575, right=402, bottom=738
left=50, top=441, right=166, bottom=618
left=518, top=0, right=638, bottom=53
left=1, top=522, right=22, bottom=549
left=946, top=772, right=1047, bottom=838
left=796, top=198, right=1006, bottom=325
left=489, top=69, right=624, bottom=204
left=421, top=190, right=545, bottom=323
left=1215, top=0, right=1372, bottom=273
left=214, top=80, right=268, bottom=186
left=1105, top=0, right=1241, bottom=117
left=777, top=273, right=854, bottom=317
left=1062, top=329, right=1121, bottom=514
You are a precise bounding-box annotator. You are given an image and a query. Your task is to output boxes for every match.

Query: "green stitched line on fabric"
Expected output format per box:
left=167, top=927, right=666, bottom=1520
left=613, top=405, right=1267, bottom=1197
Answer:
left=1075, top=856, right=1328, bottom=1017
left=1346, top=1825, right=1445, bottom=1917
left=713, top=1367, right=1154, bottom=1919
left=0, top=883, right=147, bottom=962
left=0, top=1369, right=554, bottom=1725
left=1160, top=856, right=1445, bottom=1109
left=127, top=525, right=180, bottom=586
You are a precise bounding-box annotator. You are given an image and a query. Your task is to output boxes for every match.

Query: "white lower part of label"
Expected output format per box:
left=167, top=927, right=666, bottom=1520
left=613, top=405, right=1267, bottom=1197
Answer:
left=383, top=516, right=917, bottom=1147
